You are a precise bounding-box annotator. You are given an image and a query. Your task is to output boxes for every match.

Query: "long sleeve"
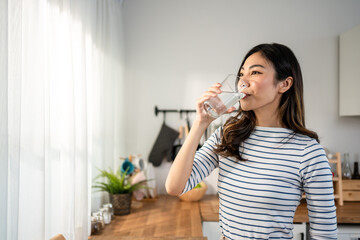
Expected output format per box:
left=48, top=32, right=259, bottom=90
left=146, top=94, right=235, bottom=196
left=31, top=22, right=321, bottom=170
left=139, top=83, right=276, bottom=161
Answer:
left=299, top=139, right=338, bottom=239
left=181, top=127, right=221, bottom=195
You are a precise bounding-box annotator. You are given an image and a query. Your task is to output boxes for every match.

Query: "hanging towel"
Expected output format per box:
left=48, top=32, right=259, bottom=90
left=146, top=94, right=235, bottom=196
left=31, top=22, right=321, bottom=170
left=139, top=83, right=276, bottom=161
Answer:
left=149, top=123, right=179, bottom=167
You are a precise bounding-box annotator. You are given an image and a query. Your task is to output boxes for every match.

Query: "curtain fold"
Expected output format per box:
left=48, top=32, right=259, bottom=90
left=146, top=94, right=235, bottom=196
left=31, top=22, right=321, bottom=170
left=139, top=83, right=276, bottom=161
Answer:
left=0, top=0, right=9, bottom=239
left=1, top=0, right=124, bottom=239
left=7, top=0, right=23, bottom=239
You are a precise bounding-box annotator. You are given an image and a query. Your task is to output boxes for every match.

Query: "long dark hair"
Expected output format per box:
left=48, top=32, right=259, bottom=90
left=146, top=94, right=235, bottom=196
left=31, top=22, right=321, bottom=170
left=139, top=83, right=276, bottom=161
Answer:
left=214, top=43, right=319, bottom=161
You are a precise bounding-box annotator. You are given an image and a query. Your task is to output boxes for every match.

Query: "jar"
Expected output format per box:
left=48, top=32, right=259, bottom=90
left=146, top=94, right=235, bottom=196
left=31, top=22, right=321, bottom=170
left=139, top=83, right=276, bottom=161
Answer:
left=92, top=211, right=105, bottom=228
left=103, top=203, right=114, bottom=219
left=100, top=207, right=111, bottom=224
left=91, top=216, right=102, bottom=235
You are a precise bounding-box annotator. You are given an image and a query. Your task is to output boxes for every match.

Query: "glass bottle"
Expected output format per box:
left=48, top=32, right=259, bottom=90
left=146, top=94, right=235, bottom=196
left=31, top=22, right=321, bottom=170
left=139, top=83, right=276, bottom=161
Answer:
left=352, top=162, right=360, bottom=179
left=342, top=153, right=352, bottom=180
left=100, top=207, right=111, bottom=224
left=103, top=203, right=114, bottom=219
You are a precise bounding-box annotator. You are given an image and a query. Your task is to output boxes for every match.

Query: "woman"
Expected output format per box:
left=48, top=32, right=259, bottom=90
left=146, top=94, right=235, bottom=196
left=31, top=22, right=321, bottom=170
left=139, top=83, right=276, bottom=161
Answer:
left=165, top=43, right=337, bottom=239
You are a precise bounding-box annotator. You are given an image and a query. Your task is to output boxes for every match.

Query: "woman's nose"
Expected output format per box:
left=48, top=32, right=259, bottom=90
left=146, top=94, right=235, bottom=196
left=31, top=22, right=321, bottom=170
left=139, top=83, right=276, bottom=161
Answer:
left=238, top=78, right=249, bottom=91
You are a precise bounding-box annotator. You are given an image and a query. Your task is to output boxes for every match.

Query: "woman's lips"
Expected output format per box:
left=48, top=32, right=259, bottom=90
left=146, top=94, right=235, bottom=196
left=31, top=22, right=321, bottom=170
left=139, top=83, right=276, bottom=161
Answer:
left=241, top=93, right=250, bottom=99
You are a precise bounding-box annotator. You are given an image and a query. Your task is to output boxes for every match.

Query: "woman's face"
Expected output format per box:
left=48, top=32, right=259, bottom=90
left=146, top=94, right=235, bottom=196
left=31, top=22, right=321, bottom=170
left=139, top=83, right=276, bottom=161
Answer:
left=238, top=51, right=282, bottom=112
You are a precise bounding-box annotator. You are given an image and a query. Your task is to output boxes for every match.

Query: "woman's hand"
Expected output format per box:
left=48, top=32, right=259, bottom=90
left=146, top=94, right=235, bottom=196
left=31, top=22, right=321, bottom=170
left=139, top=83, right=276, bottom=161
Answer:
left=195, top=83, right=236, bottom=125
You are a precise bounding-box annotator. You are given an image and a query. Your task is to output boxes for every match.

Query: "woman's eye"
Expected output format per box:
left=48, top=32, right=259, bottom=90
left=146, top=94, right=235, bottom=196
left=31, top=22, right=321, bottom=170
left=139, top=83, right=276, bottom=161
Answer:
left=239, top=73, right=244, bottom=77
left=251, top=71, right=261, bottom=75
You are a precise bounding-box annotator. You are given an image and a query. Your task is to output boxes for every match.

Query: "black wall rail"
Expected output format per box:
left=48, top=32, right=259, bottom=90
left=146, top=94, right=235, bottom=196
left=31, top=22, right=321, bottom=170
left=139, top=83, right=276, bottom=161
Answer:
left=154, top=105, right=196, bottom=119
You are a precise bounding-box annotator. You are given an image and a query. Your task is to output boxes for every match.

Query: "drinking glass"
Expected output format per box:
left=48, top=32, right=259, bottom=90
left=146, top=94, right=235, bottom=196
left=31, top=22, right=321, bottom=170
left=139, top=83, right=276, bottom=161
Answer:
left=204, top=74, right=247, bottom=118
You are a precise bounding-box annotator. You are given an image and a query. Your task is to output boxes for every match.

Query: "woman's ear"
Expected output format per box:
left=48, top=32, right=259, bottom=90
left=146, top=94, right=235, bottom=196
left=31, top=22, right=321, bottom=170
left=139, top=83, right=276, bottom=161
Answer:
left=278, top=77, right=293, bottom=93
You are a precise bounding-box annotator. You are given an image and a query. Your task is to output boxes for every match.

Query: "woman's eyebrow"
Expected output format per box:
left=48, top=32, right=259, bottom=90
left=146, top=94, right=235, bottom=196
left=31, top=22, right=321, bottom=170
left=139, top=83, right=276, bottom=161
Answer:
left=241, top=64, right=266, bottom=70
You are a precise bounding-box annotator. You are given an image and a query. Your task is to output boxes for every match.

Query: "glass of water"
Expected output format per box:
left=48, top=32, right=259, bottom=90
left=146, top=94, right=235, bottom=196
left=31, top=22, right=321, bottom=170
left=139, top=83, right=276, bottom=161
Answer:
left=203, top=74, right=247, bottom=118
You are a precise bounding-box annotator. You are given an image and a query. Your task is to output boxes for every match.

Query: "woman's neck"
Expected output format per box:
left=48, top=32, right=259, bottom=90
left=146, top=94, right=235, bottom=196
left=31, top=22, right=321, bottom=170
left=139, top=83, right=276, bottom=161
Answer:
left=254, top=106, right=284, bottom=128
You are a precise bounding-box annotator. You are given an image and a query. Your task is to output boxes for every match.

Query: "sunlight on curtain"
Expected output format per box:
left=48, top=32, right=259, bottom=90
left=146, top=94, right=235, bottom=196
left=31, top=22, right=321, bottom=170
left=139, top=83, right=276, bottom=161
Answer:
left=0, top=0, right=9, bottom=239
left=2, top=0, right=124, bottom=239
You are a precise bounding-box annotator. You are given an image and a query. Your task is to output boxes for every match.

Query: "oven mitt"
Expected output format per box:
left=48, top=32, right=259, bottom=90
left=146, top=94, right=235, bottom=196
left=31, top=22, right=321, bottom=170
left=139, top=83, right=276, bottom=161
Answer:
left=149, top=123, right=179, bottom=167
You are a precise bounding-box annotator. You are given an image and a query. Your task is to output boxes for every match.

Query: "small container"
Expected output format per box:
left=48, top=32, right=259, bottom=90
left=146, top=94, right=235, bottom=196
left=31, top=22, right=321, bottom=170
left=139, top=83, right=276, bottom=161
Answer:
left=100, top=207, right=111, bottom=224
left=91, top=216, right=102, bottom=235
left=103, top=203, right=114, bottom=219
left=92, top=211, right=105, bottom=228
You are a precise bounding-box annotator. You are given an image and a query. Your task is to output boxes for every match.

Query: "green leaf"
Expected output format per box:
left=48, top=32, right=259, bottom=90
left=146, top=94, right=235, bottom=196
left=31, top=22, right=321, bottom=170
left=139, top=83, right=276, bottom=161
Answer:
left=91, top=166, right=150, bottom=195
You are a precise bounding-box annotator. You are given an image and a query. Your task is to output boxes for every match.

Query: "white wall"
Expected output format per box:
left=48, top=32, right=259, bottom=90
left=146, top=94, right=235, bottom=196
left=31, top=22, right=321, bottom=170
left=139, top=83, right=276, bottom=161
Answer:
left=122, top=0, right=360, bottom=194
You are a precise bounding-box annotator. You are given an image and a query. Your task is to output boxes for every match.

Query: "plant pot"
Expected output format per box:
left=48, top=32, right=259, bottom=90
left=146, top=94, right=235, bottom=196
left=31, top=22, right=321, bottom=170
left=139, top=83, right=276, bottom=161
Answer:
left=110, top=193, right=132, bottom=215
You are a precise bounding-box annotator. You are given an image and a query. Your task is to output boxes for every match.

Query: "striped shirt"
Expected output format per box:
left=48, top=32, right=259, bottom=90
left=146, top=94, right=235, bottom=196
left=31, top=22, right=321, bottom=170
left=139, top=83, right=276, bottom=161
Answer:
left=181, top=126, right=337, bottom=239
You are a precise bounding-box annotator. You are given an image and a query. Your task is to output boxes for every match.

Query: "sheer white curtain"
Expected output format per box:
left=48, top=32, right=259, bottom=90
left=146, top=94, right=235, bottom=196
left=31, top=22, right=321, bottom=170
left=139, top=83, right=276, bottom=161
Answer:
left=0, top=0, right=124, bottom=239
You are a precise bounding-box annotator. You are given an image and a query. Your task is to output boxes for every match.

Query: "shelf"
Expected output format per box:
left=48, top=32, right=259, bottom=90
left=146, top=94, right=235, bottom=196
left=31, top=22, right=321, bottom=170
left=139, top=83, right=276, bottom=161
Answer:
left=330, top=152, right=344, bottom=206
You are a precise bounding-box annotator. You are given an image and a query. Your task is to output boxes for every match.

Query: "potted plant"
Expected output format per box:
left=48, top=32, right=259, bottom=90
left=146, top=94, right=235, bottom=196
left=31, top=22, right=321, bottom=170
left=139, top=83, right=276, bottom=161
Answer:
left=92, top=167, right=148, bottom=215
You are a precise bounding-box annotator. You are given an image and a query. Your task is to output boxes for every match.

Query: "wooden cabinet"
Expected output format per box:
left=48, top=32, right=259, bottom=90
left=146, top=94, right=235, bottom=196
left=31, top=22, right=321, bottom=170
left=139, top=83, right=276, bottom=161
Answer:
left=342, top=179, right=360, bottom=201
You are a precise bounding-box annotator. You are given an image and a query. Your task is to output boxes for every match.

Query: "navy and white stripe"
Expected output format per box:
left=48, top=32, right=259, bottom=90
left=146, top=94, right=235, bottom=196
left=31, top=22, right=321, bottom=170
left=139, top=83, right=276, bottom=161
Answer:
left=181, top=126, right=337, bottom=239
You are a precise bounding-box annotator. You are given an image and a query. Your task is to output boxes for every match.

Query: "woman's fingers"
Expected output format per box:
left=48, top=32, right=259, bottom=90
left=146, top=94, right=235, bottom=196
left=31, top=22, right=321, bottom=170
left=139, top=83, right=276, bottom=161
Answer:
left=197, top=84, right=220, bottom=104
left=209, top=83, right=222, bottom=94
left=226, top=106, right=236, bottom=113
left=194, top=82, right=223, bottom=122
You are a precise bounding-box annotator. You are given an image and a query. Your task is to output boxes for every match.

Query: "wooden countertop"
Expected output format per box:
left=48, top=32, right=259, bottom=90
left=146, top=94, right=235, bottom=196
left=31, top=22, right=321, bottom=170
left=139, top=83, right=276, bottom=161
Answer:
left=90, top=194, right=360, bottom=239
left=199, top=195, right=360, bottom=224
left=89, top=195, right=206, bottom=240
